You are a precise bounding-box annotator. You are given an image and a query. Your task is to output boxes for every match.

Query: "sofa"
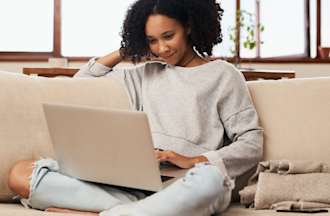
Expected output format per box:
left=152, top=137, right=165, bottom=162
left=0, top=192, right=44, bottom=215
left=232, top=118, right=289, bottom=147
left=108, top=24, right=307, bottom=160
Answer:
left=0, top=70, right=330, bottom=216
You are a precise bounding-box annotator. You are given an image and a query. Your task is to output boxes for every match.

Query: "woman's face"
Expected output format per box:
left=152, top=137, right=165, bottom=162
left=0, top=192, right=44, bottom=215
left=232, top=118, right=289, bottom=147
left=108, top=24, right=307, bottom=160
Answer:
left=145, top=14, right=193, bottom=66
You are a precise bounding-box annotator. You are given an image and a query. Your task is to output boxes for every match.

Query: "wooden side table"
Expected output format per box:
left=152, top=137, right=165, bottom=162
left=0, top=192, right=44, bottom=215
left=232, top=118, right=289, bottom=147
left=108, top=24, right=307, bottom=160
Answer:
left=239, top=68, right=295, bottom=81
left=23, top=67, right=79, bottom=77
left=23, top=67, right=295, bottom=81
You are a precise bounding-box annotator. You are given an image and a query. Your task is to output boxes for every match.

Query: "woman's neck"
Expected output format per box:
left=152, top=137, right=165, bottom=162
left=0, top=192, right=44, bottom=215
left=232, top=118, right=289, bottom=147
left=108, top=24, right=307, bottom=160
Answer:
left=180, top=52, right=196, bottom=67
left=178, top=49, right=208, bottom=68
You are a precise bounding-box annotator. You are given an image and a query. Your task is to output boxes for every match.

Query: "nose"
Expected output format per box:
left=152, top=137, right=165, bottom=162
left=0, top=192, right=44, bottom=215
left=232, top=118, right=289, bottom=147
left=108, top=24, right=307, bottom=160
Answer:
left=158, top=40, right=170, bottom=55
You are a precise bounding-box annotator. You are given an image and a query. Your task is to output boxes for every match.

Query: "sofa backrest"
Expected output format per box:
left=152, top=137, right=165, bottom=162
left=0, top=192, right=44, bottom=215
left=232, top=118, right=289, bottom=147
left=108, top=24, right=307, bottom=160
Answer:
left=1, top=71, right=330, bottom=202
left=0, top=71, right=130, bottom=201
left=232, top=77, right=330, bottom=201
left=247, top=77, right=330, bottom=162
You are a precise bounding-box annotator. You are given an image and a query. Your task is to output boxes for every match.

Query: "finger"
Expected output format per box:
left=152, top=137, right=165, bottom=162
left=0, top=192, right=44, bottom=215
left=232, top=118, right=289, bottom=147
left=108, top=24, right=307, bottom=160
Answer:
left=165, top=157, right=177, bottom=165
left=158, top=157, right=169, bottom=162
left=155, top=153, right=167, bottom=162
left=161, top=151, right=176, bottom=159
left=154, top=150, right=163, bottom=158
left=157, top=153, right=170, bottom=161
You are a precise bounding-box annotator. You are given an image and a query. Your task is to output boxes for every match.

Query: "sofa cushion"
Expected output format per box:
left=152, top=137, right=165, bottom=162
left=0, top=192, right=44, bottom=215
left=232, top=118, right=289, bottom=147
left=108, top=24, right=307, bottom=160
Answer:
left=247, top=77, right=330, bottom=163
left=0, top=71, right=130, bottom=201
left=232, top=77, right=330, bottom=202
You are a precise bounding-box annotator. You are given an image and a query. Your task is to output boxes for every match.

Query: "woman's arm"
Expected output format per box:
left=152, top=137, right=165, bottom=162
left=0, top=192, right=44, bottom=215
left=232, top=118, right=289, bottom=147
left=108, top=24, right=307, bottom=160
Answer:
left=74, top=50, right=123, bottom=78
left=205, top=107, right=263, bottom=178
left=202, top=64, right=263, bottom=179
left=96, top=50, right=123, bottom=68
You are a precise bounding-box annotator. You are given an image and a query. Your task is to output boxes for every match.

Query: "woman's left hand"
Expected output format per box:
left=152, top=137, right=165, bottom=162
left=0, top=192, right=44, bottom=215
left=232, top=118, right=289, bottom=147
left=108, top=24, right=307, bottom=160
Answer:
left=155, top=150, right=208, bottom=169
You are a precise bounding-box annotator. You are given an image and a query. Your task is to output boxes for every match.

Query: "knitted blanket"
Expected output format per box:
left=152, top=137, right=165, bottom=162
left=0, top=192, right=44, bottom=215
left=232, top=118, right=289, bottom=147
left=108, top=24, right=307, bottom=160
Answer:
left=239, top=160, right=330, bottom=210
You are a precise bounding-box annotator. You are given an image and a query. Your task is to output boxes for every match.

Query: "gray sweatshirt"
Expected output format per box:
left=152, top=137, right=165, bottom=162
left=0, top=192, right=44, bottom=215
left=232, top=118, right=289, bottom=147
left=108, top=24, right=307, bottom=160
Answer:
left=75, top=58, right=263, bottom=179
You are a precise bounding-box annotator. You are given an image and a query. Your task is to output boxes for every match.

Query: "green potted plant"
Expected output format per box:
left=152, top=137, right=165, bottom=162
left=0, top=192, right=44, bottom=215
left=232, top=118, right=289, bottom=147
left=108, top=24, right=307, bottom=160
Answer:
left=229, top=10, right=265, bottom=67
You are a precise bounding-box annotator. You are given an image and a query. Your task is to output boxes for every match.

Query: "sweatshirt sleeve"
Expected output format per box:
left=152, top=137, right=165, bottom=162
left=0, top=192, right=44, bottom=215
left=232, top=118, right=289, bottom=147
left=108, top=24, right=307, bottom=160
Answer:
left=202, top=64, right=264, bottom=179
left=74, top=57, right=113, bottom=77
left=74, top=57, right=145, bottom=111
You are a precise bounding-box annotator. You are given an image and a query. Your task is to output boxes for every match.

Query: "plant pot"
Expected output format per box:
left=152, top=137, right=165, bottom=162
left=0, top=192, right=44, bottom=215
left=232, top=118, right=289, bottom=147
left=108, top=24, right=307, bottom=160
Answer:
left=318, top=47, right=330, bottom=59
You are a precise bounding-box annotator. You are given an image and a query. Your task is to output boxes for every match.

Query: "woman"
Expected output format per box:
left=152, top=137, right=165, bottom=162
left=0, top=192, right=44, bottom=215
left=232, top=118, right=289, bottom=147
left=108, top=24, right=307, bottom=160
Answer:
left=8, top=0, right=263, bottom=215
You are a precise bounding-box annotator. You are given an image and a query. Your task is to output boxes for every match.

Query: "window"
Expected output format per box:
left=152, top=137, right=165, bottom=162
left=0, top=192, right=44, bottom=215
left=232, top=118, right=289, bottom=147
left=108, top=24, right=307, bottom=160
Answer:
left=0, top=0, right=329, bottom=62
left=62, top=0, right=135, bottom=56
left=0, top=0, right=54, bottom=52
left=213, top=0, right=236, bottom=57
left=240, top=0, right=257, bottom=58
left=321, top=0, right=330, bottom=46
left=310, top=0, right=317, bottom=57
left=258, top=0, right=306, bottom=58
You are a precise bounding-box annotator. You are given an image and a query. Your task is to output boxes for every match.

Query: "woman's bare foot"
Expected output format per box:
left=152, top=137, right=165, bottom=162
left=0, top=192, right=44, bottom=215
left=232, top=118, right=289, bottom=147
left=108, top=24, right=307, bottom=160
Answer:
left=45, top=207, right=99, bottom=215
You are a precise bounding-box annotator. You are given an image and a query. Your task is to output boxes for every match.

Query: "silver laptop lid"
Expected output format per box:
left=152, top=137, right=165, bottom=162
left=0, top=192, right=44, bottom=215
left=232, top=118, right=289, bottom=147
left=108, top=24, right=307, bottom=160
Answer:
left=43, top=103, right=164, bottom=191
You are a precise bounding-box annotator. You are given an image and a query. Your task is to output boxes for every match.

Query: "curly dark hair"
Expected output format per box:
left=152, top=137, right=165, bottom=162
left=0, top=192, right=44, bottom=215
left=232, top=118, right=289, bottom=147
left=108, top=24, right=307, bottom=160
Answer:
left=120, top=0, right=224, bottom=62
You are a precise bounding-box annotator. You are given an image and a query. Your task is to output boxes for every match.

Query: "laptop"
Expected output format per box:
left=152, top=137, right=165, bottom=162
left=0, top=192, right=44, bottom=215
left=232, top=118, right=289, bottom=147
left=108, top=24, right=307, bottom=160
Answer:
left=43, top=103, right=188, bottom=192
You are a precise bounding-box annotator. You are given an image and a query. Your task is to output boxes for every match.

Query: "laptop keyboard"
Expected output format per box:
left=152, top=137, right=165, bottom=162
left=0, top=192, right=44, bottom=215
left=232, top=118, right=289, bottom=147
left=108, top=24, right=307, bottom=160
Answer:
left=161, top=175, right=174, bottom=182
left=159, top=161, right=180, bottom=182
left=159, top=161, right=178, bottom=169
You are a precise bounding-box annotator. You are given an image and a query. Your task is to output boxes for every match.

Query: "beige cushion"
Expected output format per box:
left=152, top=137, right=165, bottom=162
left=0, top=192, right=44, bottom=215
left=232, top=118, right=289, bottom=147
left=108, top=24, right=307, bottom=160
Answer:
left=247, top=77, right=330, bottom=163
left=0, top=71, right=130, bottom=201
left=223, top=203, right=330, bottom=216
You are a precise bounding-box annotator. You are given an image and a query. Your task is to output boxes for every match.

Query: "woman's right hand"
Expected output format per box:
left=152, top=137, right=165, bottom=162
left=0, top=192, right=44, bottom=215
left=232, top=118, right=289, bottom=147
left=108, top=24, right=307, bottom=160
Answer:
left=96, top=50, right=123, bottom=68
left=154, top=149, right=208, bottom=169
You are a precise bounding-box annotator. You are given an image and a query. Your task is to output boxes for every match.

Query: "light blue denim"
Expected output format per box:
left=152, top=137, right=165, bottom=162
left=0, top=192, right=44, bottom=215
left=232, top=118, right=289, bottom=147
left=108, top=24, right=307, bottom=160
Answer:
left=21, top=158, right=231, bottom=216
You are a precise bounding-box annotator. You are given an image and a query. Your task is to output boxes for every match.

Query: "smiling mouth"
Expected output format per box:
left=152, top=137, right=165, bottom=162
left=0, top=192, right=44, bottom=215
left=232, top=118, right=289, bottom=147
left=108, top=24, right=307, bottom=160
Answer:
left=161, top=53, right=175, bottom=59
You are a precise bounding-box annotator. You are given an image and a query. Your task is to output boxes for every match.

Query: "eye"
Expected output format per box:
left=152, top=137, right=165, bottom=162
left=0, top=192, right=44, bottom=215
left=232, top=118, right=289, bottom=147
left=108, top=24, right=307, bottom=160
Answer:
left=147, top=38, right=157, bottom=44
left=163, top=34, right=174, bottom=40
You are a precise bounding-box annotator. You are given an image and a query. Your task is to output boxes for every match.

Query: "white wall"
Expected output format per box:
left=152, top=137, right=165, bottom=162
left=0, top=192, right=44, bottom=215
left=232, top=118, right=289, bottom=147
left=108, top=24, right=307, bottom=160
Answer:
left=0, top=61, right=330, bottom=78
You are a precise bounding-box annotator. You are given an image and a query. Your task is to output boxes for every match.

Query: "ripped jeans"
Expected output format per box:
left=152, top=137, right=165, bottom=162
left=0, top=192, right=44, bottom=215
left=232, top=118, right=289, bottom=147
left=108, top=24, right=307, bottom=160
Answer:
left=20, top=159, right=233, bottom=216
